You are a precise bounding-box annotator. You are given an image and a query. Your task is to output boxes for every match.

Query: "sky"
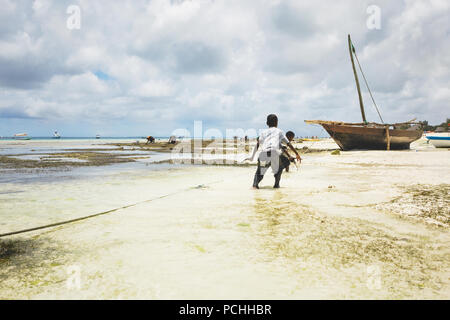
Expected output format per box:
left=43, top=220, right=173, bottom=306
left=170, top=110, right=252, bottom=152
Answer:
left=0, top=0, right=449, bottom=137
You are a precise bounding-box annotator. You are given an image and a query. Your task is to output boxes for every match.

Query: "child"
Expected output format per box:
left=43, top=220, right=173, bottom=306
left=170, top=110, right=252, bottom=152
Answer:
left=249, top=114, right=301, bottom=189
left=281, top=131, right=296, bottom=172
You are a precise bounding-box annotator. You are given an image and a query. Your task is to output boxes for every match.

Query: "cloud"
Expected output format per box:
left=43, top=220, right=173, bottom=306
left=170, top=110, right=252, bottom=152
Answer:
left=0, top=0, right=449, bottom=137
left=270, top=2, right=317, bottom=39
left=172, top=41, right=227, bottom=74
left=131, top=79, right=174, bottom=97
left=0, top=108, right=39, bottom=119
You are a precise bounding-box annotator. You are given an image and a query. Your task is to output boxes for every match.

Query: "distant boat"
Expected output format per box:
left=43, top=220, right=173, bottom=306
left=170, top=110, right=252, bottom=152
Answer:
left=96, top=134, right=101, bottom=139
left=53, top=131, right=61, bottom=139
left=305, top=35, right=423, bottom=150
left=13, top=133, right=31, bottom=140
left=426, top=132, right=450, bottom=148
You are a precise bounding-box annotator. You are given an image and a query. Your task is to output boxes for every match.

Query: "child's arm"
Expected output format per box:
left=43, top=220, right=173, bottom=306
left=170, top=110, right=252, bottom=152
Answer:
left=281, top=147, right=293, bottom=160
left=245, top=138, right=259, bottom=161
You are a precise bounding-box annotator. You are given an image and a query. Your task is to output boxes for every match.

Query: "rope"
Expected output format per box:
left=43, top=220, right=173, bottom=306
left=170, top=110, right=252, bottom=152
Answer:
left=0, top=180, right=223, bottom=238
left=353, top=50, right=384, bottom=124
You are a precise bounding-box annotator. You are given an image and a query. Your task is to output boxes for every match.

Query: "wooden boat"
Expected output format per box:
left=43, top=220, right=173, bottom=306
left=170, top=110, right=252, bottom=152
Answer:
left=53, top=131, right=61, bottom=139
left=305, top=120, right=422, bottom=150
left=305, top=35, right=423, bottom=151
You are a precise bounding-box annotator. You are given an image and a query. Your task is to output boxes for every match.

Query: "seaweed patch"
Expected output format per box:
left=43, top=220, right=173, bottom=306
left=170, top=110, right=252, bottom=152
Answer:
left=375, top=184, right=450, bottom=227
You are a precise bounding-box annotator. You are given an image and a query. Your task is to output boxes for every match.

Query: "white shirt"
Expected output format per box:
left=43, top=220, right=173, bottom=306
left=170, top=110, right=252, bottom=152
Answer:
left=258, top=127, right=288, bottom=154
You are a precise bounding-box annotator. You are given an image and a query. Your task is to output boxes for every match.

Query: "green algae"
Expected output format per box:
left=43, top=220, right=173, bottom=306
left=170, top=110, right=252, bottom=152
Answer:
left=250, top=193, right=449, bottom=298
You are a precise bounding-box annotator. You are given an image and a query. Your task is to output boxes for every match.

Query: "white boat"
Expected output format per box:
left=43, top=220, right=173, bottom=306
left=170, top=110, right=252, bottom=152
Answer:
left=96, top=134, right=101, bottom=139
left=53, top=131, right=61, bottom=139
left=13, top=133, right=31, bottom=140
left=425, top=132, right=450, bottom=148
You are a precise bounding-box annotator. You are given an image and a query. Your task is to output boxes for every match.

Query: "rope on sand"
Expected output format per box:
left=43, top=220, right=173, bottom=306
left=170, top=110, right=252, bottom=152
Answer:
left=0, top=180, right=223, bottom=238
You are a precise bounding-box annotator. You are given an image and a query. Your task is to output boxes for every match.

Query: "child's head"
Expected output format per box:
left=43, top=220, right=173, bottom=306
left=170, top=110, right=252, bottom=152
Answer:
left=266, top=114, right=278, bottom=127
left=286, top=131, right=295, bottom=141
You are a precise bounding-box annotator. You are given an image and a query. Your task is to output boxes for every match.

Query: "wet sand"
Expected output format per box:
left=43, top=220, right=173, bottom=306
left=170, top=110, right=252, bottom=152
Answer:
left=0, top=138, right=449, bottom=299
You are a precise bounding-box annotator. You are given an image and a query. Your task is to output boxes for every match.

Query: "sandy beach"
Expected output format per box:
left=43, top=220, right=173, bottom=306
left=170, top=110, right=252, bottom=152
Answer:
left=0, top=138, right=449, bottom=299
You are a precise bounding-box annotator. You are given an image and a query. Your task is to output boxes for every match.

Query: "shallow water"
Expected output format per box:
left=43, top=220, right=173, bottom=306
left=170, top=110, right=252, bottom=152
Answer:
left=0, top=140, right=449, bottom=299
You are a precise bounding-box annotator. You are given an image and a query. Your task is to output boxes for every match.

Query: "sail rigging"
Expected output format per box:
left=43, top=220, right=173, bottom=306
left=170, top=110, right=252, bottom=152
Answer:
left=348, top=35, right=384, bottom=124
left=348, top=35, right=366, bottom=123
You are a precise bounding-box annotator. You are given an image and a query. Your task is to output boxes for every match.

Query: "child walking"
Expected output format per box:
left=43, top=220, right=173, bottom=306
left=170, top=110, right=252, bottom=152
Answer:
left=249, top=114, right=301, bottom=189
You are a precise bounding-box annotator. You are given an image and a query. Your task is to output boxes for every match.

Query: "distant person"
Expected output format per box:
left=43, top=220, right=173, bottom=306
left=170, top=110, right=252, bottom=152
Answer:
left=248, top=114, right=301, bottom=189
left=146, top=136, right=155, bottom=144
left=168, top=135, right=177, bottom=144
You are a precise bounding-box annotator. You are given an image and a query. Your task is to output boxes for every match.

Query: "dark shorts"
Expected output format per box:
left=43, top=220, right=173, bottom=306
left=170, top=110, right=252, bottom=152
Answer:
left=279, top=155, right=291, bottom=171
left=257, top=152, right=290, bottom=175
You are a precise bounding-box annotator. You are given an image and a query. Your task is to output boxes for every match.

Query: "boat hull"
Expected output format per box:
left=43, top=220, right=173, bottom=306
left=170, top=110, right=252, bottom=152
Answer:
left=426, top=133, right=450, bottom=148
left=321, top=124, right=422, bottom=150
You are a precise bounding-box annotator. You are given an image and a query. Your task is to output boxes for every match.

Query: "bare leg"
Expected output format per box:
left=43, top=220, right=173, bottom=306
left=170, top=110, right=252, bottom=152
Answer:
left=273, top=156, right=290, bottom=188
left=253, top=161, right=264, bottom=189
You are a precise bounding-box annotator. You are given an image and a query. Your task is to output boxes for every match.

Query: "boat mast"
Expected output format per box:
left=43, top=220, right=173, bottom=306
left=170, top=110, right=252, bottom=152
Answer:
left=348, top=34, right=367, bottom=123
